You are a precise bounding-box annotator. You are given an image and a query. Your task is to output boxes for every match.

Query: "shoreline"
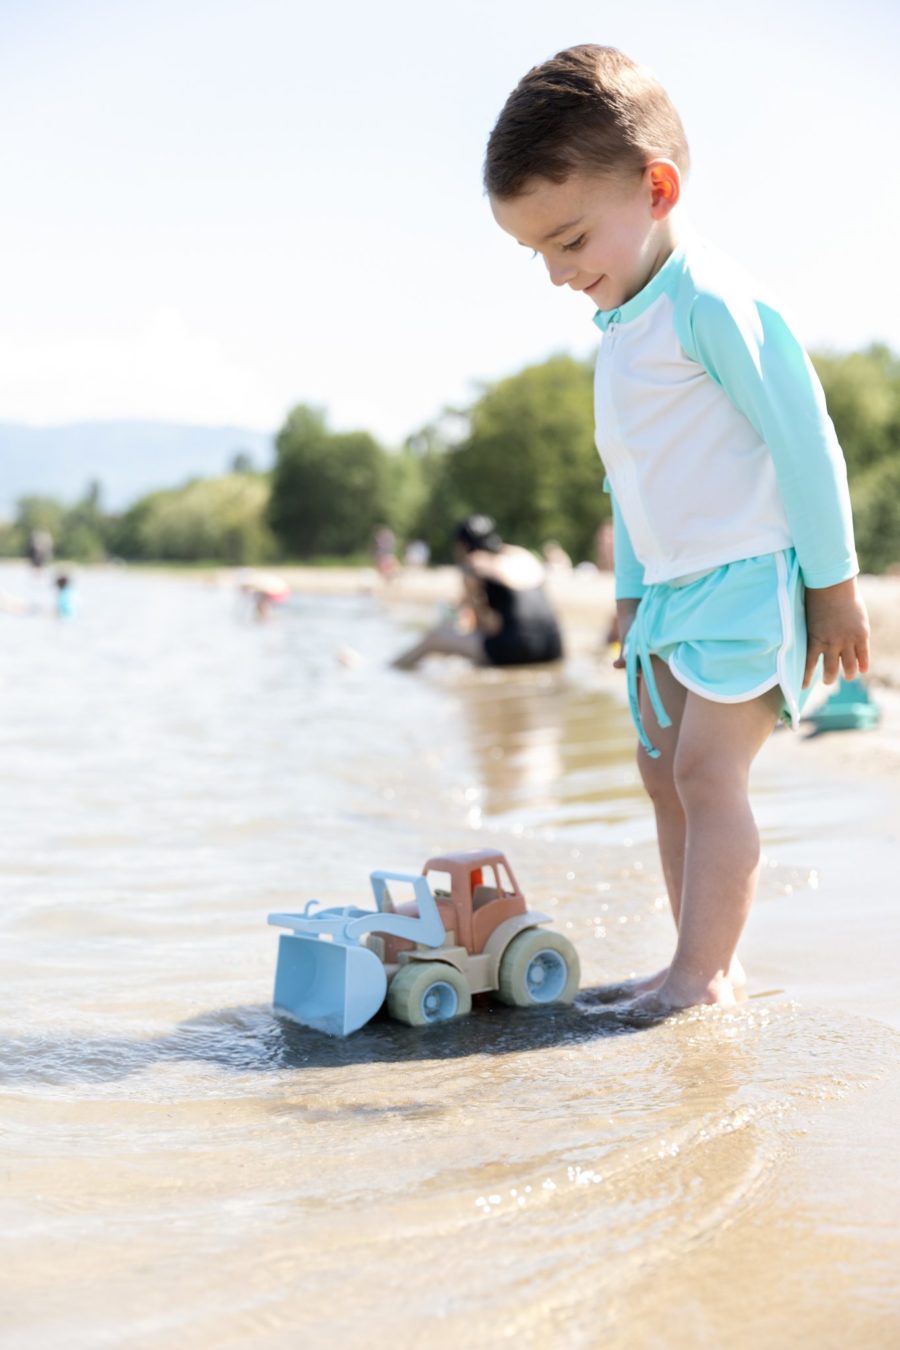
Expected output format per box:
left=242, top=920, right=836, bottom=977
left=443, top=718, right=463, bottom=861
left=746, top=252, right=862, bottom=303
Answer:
left=13, top=556, right=898, bottom=677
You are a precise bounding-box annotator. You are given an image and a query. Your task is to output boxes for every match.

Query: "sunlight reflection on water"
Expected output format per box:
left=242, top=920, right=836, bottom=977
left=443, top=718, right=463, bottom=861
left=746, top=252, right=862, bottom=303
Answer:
left=1, top=566, right=898, bottom=1348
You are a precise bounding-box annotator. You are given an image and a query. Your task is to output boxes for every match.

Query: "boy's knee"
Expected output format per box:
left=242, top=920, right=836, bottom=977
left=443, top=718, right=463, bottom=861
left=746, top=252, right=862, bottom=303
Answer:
left=673, top=745, right=743, bottom=807
left=638, top=745, right=678, bottom=803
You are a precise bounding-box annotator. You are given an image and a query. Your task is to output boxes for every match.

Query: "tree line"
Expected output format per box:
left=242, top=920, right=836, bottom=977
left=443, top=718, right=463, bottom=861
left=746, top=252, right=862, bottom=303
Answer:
left=1, top=345, right=897, bottom=572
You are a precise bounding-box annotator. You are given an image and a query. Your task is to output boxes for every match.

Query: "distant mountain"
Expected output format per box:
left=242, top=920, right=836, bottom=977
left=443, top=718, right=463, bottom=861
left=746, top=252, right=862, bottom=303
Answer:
left=0, top=419, right=275, bottom=517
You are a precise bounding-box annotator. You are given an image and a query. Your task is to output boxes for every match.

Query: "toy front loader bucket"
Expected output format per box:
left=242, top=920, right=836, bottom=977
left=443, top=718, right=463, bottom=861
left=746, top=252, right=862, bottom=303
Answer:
left=272, top=933, right=388, bottom=1036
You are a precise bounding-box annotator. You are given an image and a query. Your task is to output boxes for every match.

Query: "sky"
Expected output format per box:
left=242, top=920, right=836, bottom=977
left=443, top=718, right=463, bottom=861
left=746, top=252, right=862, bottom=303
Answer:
left=1, top=0, right=898, bottom=447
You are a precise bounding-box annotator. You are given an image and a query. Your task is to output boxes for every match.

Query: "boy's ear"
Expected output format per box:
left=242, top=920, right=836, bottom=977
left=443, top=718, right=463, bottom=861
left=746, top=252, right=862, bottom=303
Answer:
left=646, top=160, right=681, bottom=218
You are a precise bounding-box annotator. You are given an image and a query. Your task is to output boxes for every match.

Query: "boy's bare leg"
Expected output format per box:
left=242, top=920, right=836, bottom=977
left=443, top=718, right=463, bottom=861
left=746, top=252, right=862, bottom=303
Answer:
left=391, top=624, right=487, bottom=670
left=639, top=658, right=688, bottom=926
left=592, top=658, right=687, bottom=1000
left=622, top=684, right=783, bottom=1017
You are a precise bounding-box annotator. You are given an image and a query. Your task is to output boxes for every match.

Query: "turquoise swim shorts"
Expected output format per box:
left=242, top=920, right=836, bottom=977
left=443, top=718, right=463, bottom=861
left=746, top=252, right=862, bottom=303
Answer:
left=624, top=549, right=817, bottom=758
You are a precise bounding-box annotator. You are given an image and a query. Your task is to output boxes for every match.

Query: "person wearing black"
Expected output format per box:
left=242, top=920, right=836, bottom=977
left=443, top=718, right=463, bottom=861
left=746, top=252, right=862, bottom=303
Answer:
left=392, top=516, right=563, bottom=670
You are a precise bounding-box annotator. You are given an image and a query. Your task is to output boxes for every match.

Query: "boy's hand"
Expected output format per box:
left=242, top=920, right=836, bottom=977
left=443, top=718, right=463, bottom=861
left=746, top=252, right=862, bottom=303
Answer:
left=612, top=598, right=641, bottom=670
left=803, top=576, right=870, bottom=687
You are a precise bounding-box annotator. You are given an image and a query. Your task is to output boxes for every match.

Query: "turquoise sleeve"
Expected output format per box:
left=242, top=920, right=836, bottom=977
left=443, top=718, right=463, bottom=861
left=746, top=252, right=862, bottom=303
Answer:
left=683, top=292, right=858, bottom=589
left=603, top=476, right=646, bottom=600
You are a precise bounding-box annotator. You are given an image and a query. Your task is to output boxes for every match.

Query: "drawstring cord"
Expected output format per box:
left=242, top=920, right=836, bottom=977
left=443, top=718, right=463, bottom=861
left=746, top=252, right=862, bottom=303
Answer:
left=625, top=588, right=671, bottom=759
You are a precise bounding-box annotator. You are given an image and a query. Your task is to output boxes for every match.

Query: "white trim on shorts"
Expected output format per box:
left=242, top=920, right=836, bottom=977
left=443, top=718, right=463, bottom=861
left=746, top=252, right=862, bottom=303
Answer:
left=664, top=550, right=798, bottom=718
left=774, top=550, right=801, bottom=728
left=666, top=657, right=780, bottom=703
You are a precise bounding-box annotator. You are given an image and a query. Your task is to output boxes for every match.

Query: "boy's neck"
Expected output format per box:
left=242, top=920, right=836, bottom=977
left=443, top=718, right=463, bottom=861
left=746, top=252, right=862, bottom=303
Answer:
left=639, top=218, right=682, bottom=297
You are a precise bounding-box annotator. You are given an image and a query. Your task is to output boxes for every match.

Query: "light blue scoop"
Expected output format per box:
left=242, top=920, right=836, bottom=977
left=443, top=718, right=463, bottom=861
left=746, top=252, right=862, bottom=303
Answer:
left=268, top=871, right=445, bottom=1036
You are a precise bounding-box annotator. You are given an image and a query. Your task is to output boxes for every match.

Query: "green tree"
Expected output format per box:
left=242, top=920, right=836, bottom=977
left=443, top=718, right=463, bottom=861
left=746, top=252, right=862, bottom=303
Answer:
left=268, top=405, right=389, bottom=558
left=384, top=445, right=428, bottom=545
left=813, top=344, right=900, bottom=479
left=15, top=495, right=66, bottom=541
left=112, top=474, right=276, bottom=564
left=851, top=456, right=900, bottom=573
left=230, top=450, right=256, bottom=474
left=59, top=480, right=108, bottom=561
left=436, top=354, right=605, bottom=561
left=814, top=344, right=900, bottom=572
left=0, top=522, right=21, bottom=558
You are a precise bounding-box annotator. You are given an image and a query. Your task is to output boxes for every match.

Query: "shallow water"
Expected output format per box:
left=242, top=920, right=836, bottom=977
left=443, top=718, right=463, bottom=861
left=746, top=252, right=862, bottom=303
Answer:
left=1, top=565, right=898, bottom=1347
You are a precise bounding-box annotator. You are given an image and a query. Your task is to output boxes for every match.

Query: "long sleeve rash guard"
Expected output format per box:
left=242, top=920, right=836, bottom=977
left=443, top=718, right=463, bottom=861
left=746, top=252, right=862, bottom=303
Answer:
left=593, top=235, right=858, bottom=600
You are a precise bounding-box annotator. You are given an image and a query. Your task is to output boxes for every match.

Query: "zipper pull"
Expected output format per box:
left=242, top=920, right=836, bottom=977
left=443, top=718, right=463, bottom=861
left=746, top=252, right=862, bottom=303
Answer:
left=605, top=309, right=621, bottom=348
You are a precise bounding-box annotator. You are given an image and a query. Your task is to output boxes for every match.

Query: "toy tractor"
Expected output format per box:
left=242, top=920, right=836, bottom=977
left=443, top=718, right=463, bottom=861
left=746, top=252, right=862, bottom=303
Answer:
left=268, top=848, right=580, bottom=1036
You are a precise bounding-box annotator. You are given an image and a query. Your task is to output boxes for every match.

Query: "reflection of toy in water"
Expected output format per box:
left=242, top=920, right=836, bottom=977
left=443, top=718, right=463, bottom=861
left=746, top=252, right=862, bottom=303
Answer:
left=268, top=849, right=581, bottom=1036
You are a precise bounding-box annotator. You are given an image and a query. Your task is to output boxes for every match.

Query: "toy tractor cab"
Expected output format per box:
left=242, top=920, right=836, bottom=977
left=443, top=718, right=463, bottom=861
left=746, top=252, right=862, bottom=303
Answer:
left=268, top=849, right=580, bottom=1036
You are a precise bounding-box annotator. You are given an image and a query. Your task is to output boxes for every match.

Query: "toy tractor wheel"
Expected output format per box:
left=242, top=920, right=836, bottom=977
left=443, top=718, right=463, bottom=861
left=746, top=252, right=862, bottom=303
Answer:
left=496, top=930, right=580, bottom=1007
left=387, top=962, right=472, bottom=1027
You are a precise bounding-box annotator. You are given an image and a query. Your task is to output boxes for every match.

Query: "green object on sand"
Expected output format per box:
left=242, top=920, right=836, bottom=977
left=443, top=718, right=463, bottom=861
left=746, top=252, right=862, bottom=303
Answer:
left=806, top=676, right=881, bottom=733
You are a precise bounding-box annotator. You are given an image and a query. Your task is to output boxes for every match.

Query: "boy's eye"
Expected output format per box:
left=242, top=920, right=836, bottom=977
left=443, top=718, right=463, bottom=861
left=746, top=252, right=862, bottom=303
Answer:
left=561, top=235, right=586, bottom=253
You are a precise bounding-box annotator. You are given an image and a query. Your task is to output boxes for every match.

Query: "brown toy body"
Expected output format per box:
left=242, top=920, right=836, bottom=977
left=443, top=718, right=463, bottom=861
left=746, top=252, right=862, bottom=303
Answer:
left=373, top=849, right=542, bottom=984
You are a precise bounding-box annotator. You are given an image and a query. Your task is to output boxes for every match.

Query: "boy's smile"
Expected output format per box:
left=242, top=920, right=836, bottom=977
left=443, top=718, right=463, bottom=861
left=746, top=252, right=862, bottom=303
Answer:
left=490, top=164, right=680, bottom=312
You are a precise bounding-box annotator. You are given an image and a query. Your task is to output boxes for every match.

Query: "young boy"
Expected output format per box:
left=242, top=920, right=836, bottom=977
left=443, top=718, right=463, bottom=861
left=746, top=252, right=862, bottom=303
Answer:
left=484, top=45, right=870, bottom=1017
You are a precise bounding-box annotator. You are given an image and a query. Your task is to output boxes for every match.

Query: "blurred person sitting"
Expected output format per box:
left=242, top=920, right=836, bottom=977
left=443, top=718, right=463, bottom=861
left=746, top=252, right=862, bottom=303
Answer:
left=392, top=515, right=563, bottom=670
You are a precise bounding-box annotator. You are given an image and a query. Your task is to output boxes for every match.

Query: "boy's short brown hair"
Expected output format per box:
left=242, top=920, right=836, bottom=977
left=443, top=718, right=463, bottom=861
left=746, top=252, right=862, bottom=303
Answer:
left=484, top=45, right=690, bottom=199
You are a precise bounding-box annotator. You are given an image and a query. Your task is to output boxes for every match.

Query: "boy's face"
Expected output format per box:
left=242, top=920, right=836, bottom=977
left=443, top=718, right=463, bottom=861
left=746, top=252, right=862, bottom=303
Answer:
left=490, top=167, right=676, bottom=312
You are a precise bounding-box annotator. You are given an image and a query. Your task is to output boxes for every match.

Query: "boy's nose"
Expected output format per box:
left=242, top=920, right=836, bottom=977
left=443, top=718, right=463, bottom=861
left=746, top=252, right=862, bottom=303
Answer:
left=545, top=257, right=578, bottom=287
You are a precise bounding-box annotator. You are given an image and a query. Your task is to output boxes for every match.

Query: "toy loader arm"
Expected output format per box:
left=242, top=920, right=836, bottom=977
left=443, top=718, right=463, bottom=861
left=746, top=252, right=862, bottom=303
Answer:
left=351, top=871, right=445, bottom=947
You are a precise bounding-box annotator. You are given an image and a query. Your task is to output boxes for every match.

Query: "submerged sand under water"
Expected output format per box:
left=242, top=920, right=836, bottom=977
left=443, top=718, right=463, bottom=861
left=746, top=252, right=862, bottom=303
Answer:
left=1, top=566, right=898, bottom=1348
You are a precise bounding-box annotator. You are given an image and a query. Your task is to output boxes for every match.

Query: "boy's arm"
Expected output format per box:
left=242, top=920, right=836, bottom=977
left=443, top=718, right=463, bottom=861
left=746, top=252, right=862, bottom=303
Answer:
left=604, top=479, right=645, bottom=670
left=605, top=477, right=647, bottom=602
left=686, top=294, right=869, bottom=683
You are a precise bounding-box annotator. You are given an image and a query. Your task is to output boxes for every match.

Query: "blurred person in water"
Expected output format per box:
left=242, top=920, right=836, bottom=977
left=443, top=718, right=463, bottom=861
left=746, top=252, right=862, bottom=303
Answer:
left=236, top=570, right=290, bottom=622
left=373, top=525, right=399, bottom=581
left=27, top=528, right=54, bottom=570
left=392, top=515, right=563, bottom=670
left=54, top=572, right=75, bottom=619
left=403, top=538, right=430, bottom=568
